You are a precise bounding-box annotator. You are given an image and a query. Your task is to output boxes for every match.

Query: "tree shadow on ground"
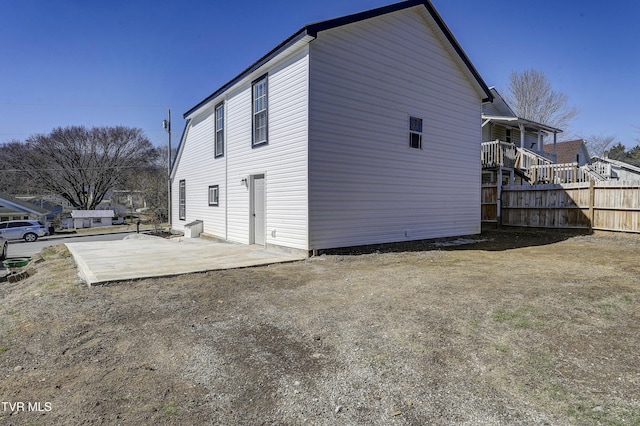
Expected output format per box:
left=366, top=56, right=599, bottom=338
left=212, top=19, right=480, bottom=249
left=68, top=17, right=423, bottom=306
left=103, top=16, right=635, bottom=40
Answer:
left=319, top=228, right=590, bottom=256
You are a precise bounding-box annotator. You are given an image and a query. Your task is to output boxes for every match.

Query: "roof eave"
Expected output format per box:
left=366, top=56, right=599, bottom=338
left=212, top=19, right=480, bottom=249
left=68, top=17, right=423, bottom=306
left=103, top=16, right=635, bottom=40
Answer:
left=184, top=0, right=493, bottom=119
left=482, top=115, right=563, bottom=134
left=419, top=0, right=492, bottom=102
left=184, top=29, right=313, bottom=119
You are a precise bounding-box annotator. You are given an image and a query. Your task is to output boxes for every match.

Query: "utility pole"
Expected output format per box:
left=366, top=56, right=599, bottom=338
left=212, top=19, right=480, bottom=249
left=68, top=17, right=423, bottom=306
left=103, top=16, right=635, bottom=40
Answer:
left=163, top=108, right=172, bottom=226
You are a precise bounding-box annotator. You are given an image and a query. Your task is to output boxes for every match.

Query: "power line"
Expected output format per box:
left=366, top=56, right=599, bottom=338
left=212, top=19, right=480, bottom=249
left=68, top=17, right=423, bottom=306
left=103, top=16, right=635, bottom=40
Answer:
left=0, top=102, right=168, bottom=108
left=0, top=165, right=161, bottom=173
left=0, top=128, right=167, bottom=137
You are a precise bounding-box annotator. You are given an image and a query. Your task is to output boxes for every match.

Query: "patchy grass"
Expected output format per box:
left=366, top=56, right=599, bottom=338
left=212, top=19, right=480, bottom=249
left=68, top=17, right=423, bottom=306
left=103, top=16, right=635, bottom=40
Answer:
left=0, top=230, right=638, bottom=425
left=40, top=245, right=72, bottom=260
left=491, top=305, right=546, bottom=329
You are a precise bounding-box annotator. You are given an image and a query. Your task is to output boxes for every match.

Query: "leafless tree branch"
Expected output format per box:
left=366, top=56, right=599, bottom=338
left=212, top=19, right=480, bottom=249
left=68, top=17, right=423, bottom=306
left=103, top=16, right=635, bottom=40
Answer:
left=507, top=68, right=579, bottom=132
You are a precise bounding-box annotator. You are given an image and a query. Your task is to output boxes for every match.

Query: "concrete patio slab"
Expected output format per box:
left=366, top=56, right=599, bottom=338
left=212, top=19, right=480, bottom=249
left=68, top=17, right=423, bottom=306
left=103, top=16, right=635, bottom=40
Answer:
left=65, top=235, right=306, bottom=286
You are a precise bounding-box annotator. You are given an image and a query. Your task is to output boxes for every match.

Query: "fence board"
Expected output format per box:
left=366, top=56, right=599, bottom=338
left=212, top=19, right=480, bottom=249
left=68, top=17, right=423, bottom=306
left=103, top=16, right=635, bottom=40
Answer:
left=498, top=182, right=640, bottom=233
left=481, top=184, right=498, bottom=223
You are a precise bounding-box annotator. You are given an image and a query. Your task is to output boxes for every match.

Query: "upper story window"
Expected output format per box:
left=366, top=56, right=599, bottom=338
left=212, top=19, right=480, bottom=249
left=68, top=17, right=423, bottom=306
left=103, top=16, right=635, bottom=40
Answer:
left=409, top=116, right=423, bottom=149
left=252, top=75, right=268, bottom=147
left=215, top=102, right=224, bottom=157
left=505, top=128, right=512, bottom=144
left=178, top=180, right=186, bottom=220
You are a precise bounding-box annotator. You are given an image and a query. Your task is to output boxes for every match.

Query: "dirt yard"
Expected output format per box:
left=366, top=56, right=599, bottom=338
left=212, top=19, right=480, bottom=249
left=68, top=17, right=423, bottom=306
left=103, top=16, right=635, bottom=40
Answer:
left=1, top=230, right=639, bottom=425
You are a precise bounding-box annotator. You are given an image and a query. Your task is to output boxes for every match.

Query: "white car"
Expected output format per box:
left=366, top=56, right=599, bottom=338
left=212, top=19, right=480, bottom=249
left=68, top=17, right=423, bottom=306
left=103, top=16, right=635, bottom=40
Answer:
left=1, top=235, right=7, bottom=261
left=0, top=220, right=48, bottom=242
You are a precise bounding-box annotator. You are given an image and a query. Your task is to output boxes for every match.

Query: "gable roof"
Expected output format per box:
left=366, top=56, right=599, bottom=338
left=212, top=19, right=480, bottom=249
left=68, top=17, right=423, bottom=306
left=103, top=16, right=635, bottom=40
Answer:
left=0, top=192, right=49, bottom=216
left=483, top=87, right=515, bottom=117
left=71, top=210, right=114, bottom=218
left=183, top=0, right=492, bottom=119
left=543, top=139, right=589, bottom=164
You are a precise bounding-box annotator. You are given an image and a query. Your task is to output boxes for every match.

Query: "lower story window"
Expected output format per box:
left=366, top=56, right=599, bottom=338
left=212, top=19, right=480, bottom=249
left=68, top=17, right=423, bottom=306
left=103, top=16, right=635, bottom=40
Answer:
left=409, top=116, right=423, bottom=149
left=208, top=185, right=219, bottom=206
left=179, top=180, right=186, bottom=220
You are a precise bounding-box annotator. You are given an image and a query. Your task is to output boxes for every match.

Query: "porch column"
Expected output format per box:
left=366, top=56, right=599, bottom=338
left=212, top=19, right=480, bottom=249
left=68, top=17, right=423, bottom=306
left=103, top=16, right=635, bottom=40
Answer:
left=518, top=123, right=525, bottom=149
left=537, top=130, right=542, bottom=153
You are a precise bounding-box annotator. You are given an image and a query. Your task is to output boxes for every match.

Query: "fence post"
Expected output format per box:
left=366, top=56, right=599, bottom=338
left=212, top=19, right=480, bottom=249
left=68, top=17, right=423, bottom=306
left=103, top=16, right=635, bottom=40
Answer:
left=497, top=177, right=502, bottom=228
left=588, top=180, right=595, bottom=231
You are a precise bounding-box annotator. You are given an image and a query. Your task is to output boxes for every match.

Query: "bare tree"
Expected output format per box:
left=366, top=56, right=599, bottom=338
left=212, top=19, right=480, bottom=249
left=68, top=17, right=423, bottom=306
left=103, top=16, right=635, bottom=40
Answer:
left=0, top=140, right=35, bottom=195
left=22, top=126, right=154, bottom=210
left=582, top=134, right=619, bottom=158
left=125, top=146, right=171, bottom=223
left=507, top=68, right=579, bottom=131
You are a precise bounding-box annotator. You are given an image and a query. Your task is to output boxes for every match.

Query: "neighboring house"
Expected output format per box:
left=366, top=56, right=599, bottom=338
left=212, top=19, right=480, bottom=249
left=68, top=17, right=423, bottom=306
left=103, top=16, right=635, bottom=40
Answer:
left=171, top=0, right=493, bottom=254
left=67, top=210, right=115, bottom=229
left=543, top=139, right=591, bottom=166
left=482, top=87, right=562, bottom=154
left=481, top=87, right=563, bottom=185
left=0, top=192, right=49, bottom=222
left=15, top=195, right=67, bottom=221
left=590, top=156, right=640, bottom=182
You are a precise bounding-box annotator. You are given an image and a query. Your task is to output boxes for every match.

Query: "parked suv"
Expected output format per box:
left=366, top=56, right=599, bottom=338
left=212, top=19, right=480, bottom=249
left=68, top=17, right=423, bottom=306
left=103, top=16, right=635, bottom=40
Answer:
left=1, top=235, right=7, bottom=261
left=0, top=220, right=48, bottom=242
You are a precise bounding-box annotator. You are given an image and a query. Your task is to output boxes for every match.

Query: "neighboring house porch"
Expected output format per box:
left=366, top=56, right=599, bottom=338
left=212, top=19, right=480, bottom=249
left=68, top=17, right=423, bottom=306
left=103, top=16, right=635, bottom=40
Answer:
left=481, top=88, right=564, bottom=186
left=590, top=156, right=640, bottom=182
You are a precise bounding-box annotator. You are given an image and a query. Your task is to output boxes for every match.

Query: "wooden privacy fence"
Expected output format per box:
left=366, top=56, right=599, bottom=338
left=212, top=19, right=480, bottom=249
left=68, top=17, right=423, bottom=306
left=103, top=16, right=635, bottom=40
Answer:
left=483, top=181, right=640, bottom=233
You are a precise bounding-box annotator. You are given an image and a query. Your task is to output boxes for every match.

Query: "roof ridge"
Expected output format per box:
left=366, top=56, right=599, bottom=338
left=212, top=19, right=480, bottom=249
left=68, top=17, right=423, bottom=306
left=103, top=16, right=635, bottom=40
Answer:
left=183, top=0, right=491, bottom=118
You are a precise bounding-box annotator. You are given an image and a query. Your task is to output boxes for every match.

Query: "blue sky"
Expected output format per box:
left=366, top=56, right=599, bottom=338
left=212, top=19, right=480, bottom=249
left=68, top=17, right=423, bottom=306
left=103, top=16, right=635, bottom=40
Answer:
left=2, top=0, right=639, bottom=149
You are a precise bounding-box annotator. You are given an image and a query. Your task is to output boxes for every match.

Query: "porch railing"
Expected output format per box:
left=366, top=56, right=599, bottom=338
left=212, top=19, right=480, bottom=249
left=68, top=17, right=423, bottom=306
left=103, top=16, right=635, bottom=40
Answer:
left=590, top=162, right=613, bottom=179
left=482, top=141, right=611, bottom=183
left=515, top=147, right=555, bottom=175
left=529, top=163, right=604, bottom=184
left=481, top=140, right=516, bottom=168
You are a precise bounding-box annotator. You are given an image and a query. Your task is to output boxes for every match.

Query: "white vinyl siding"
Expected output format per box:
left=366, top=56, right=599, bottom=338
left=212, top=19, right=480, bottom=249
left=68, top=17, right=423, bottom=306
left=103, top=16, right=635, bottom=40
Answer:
left=308, top=7, right=482, bottom=250
left=170, top=108, right=226, bottom=237
left=225, top=47, right=309, bottom=249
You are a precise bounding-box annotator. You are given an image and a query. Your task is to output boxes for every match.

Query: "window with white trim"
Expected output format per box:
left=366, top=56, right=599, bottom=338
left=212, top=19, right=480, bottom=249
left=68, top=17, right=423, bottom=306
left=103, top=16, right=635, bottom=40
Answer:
left=409, top=116, right=423, bottom=149
left=215, top=102, right=224, bottom=157
left=252, top=75, right=268, bottom=146
left=179, top=180, right=186, bottom=220
left=208, top=185, right=219, bottom=206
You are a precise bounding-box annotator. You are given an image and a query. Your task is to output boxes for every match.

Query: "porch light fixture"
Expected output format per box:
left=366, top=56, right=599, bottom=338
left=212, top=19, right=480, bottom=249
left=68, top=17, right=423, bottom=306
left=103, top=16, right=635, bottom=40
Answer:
left=241, top=178, right=248, bottom=187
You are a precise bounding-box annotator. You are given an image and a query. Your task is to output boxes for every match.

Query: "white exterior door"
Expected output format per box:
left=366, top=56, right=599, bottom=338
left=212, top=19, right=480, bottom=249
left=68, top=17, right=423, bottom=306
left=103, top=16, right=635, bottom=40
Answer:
left=251, top=175, right=265, bottom=245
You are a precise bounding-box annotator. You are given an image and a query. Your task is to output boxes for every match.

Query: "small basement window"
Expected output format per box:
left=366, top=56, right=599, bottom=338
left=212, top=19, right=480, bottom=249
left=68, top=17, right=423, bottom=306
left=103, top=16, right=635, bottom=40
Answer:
left=208, top=185, right=219, bottom=206
left=409, top=116, right=423, bottom=149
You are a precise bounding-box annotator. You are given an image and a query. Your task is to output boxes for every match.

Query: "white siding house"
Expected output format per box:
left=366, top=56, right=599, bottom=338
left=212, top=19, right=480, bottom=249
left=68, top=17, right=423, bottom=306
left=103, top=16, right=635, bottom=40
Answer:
left=69, top=210, right=115, bottom=229
left=171, top=0, right=492, bottom=255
